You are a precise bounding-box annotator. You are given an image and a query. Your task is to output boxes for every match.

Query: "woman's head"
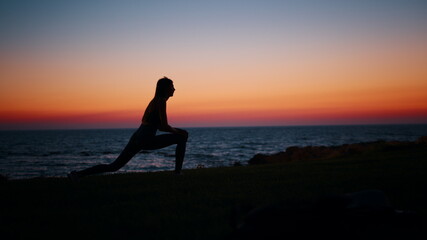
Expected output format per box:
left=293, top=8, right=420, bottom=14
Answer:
left=155, top=77, right=175, bottom=98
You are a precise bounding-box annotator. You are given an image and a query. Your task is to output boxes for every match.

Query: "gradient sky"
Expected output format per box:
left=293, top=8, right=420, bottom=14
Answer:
left=1, top=0, right=427, bottom=130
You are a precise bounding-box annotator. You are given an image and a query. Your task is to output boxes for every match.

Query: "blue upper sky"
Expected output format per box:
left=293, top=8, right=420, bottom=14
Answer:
left=1, top=0, right=426, bottom=54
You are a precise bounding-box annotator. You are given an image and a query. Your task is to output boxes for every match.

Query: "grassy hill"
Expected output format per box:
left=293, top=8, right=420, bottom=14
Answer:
left=1, top=144, right=427, bottom=239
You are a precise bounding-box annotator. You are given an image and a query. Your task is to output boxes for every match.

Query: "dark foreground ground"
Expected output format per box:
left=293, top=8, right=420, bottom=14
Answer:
left=1, top=143, right=427, bottom=239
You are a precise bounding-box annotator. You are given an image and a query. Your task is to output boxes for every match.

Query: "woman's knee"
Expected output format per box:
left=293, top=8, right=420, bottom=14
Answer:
left=176, top=133, right=188, bottom=143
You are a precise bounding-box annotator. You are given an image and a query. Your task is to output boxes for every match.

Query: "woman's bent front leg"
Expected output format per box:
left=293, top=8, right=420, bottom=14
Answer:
left=143, top=133, right=188, bottom=173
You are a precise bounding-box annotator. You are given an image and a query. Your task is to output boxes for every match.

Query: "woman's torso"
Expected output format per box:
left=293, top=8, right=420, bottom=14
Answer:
left=141, top=98, right=162, bottom=127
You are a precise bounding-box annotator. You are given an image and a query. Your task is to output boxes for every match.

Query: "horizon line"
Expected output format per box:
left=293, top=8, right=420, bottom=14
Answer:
left=1, top=122, right=427, bottom=132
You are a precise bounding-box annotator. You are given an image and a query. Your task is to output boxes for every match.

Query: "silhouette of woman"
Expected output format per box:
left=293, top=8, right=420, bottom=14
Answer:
left=68, top=77, right=188, bottom=181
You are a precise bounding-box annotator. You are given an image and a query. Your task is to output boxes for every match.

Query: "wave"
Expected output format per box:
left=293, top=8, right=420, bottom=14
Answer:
left=188, top=153, right=217, bottom=159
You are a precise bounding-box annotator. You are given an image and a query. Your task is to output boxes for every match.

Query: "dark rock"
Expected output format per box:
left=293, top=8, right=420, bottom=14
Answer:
left=233, top=161, right=243, bottom=167
left=248, top=137, right=427, bottom=165
left=416, top=136, right=427, bottom=145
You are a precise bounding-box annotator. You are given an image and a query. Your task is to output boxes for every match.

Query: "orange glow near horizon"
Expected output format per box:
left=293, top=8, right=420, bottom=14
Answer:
left=1, top=46, right=427, bottom=130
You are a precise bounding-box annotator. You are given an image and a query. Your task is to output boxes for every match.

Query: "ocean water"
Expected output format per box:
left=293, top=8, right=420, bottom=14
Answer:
left=1, top=124, right=427, bottom=179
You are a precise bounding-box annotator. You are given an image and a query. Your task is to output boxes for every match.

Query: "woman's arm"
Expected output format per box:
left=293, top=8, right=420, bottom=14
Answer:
left=157, top=98, right=177, bottom=133
left=158, top=99, right=188, bottom=138
left=157, top=98, right=188, bottom=139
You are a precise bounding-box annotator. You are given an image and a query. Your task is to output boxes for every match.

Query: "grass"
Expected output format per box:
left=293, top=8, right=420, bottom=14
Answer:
left=1, top=145, right=427, bottom=239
